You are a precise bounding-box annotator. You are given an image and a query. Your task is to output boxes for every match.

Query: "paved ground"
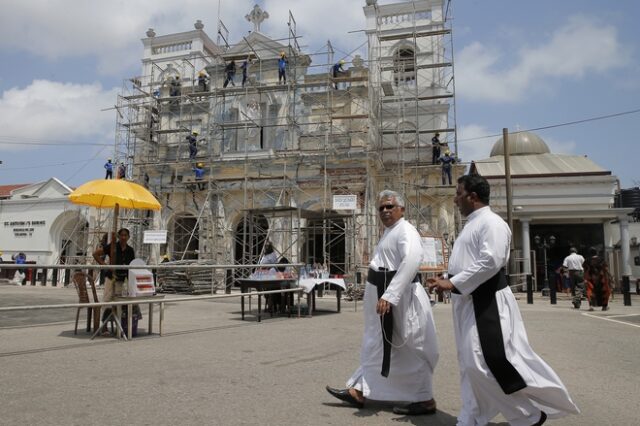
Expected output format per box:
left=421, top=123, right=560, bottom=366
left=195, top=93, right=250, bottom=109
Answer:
left=1, top=282, right=639, bottom=425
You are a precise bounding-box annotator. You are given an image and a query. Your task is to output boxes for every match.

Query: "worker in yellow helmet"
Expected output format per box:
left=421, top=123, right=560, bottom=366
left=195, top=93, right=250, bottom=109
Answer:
left=333, top=59, right=347, bottom=89
left=197, top=71, right=208, bottom=92
left=278, top=51, right=288, bottom=84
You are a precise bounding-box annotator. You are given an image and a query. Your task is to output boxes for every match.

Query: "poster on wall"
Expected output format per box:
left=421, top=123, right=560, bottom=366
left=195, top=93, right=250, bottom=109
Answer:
left=419, top=236, right=447, bottom=272
left=143, top=230, right=167, bottom=244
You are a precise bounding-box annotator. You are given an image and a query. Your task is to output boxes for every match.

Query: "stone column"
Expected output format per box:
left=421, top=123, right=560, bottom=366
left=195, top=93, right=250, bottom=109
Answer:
left=620, top=216, right=632, bottom=305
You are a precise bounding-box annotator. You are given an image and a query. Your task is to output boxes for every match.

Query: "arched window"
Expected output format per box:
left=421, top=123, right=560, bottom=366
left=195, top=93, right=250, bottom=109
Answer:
left=393, top=48, right=416, bottom=86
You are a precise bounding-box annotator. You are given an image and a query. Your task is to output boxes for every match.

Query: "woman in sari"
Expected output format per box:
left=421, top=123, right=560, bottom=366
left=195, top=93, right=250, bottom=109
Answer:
left=583, top=248, right=612, bottom=311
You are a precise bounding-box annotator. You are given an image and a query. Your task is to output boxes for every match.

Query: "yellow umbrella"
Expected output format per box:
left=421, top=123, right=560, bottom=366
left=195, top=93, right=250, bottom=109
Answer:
left=68, top=179, right=161, bottom=264
left=68, top=179, right=161, bottom=211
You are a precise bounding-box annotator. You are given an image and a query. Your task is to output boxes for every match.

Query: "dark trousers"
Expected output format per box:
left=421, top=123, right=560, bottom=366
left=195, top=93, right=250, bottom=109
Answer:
left=442, top=167, right=452, bottom=185
left=278, top=69, right=286, bottom=84
left=432, top=147, right=441, bottom=164
left=223, top=73, right=235, bottom=88
left=105, top=170, right=112, bottom=179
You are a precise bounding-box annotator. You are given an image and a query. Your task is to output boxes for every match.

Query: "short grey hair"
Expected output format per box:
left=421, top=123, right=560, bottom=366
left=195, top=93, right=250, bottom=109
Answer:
left=378, top=190, right=405, bottom=208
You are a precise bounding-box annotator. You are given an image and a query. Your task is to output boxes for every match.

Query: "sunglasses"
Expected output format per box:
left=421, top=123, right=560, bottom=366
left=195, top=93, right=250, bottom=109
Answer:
left=378, top=204, right=397, bottom=212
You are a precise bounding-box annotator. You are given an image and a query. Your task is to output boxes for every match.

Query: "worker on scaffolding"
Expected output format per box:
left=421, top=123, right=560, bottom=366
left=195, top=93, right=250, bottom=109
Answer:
left=117, top=162, right=126, bottom=180
left=104, top=158, right=114, bottom=179
left=278, top=52, right=288, bottom=84
left=169, top=76, right=181, bottom=96
left=193, top=162, right=206, bottom=190
left=187, top=131, right=199, bottom=160
left=197, top=71, right=209, bottom=92
left=431, top=132, right=442, bottom=165
left=241, top=59, right=250, bottom=87
left=439, top=150, right=456, bottom=186
left=332, top=59, right=346, bottom=89
left=223, top=60, right=236, bottom=88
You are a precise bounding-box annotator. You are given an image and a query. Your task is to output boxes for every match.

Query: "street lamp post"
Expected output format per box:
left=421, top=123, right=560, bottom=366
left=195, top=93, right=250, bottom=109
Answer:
left=534, top=234, right=556, bottom=299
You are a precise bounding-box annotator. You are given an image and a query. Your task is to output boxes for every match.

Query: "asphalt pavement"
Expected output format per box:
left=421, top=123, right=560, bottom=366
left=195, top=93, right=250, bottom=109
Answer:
left=1, top=281, right=639, bottom=425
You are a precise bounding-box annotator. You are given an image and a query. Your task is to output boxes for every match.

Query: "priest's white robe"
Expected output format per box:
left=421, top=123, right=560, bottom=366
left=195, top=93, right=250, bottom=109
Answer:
left=449, top=206, right=579, bottom=426
left=347, top=218, right=439, bottom=402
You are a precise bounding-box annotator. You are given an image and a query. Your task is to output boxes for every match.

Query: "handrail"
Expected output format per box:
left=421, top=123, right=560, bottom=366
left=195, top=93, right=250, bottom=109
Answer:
left=0, top=263, right=304, bottom=270
left=0, top=288, right=304, bottom=312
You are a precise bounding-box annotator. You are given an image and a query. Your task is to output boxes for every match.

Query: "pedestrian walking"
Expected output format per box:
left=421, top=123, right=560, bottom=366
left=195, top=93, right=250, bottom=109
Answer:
left=583, top=247, right=612, bottom=311
left=429, top=174, right=579, bottom=426
left=563, top=247, right=585, bottom=309
left=326, top=190, right=439, bottom=415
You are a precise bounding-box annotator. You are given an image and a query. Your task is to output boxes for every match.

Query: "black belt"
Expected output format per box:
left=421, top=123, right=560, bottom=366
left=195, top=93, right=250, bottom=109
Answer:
left=366, top=268, right=420, bottom=377
left=451, top=269, right=526, bottom=394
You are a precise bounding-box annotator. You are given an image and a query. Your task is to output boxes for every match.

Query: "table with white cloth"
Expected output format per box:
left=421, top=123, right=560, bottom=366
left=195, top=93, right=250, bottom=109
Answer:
left=298, top=278, right=346, bottom=316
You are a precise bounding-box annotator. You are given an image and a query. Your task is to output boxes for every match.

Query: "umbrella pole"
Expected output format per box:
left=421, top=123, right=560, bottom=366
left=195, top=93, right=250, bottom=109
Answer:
left=110, top=203, right=119, bottom=265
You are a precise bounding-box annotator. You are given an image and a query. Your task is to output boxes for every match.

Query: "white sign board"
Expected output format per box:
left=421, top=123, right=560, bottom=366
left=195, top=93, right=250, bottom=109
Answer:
left=420, top=236, right=446, bottom=271
left=143, top=230, right=167, bottom=244
left=332, top=195, right=358, bottom=210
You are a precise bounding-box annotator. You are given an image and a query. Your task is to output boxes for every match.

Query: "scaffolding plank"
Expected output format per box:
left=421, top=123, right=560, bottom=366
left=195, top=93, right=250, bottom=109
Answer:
left=381, top=128, right=455, bottom=135
left=382, top=93, right=453, bottom=103
left=378, top=29, right=451, bottom=42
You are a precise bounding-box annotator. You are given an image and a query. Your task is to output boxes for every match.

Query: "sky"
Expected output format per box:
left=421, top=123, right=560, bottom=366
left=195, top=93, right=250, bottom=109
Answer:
left=0, top=0, right=638, bottom=189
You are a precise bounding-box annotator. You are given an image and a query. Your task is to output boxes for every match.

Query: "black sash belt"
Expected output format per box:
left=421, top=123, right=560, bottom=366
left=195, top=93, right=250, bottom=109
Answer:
left=467, top=269, right=527, bottom=394
left=367, top=268, right=420, bottom=378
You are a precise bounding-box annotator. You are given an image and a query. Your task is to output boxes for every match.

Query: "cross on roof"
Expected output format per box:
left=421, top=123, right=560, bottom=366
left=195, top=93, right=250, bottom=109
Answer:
left=245, top=5, right=269, bottom=32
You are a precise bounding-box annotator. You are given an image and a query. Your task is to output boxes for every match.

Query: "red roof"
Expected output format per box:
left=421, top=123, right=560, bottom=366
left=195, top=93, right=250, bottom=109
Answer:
left=0, top=184, right=31, bottom=198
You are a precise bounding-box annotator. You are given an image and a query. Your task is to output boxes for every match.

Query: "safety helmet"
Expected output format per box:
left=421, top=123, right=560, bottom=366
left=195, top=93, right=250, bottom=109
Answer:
left=107, top=158, right=112, bottom=161
left=280, top=51, right=286, bottom=57
left=339, top=59, right=345, bottom=64
left=197, top=162, right=204, bottom=167
left=198, top=71, right=205, bottom=76
left=444, top=150, right=451, bottom=155
left=192, top=131, right=199, bottom=136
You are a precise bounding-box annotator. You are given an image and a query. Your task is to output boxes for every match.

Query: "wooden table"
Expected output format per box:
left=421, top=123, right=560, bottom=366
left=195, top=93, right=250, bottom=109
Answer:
left=237, top=279, right=297, bottom=322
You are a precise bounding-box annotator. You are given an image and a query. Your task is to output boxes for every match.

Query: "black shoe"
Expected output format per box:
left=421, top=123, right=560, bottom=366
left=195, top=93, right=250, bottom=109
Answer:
left=572, top=302, right=580, bottom=309
left=532, top=411, right=547, bottom=425
left=392, top=400, right=437, bottom=415
left=325, top=386, right=364, bottom=408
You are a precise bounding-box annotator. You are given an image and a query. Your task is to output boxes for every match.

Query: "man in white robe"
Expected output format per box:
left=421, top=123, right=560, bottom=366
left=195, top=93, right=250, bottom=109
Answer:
left=429, top=174, right=579, bottom=426
left=327, top=190, right=439, bottom=415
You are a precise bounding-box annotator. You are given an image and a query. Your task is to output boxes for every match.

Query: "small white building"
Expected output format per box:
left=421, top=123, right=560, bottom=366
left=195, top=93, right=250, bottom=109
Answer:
left=0, top=178, right=90, bottom=268
left=471, top=131, right=635, bottom=288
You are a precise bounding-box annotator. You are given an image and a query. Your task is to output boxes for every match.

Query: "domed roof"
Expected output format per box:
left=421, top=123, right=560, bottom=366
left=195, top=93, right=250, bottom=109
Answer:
left=490, top=131, right=550, bottom=156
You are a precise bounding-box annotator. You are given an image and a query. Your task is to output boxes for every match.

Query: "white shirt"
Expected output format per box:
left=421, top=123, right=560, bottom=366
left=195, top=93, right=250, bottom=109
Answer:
left=369, top=218, right=423, bottom=306
left=448, top=206, right=510, bottom=296
left=259, top=252, right=278, bottom=265
left=563, top=253, right=584, bottom=271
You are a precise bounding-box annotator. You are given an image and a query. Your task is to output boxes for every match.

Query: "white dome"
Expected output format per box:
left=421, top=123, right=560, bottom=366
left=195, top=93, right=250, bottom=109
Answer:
left=490, top=131, right=550, bottom=156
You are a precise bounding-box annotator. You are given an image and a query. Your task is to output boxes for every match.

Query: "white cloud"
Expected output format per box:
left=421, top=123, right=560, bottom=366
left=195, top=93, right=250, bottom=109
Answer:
left=0, top=1, right=366, bottom=76
left=457, top=15, right=630, bottom=103
left=0, top=0, right=255, bottom=75
left=457, top=124, right=497, bottom=161
left=262, top=1, right=367, bottom=60
left=0, top=80, right=119, bottom=150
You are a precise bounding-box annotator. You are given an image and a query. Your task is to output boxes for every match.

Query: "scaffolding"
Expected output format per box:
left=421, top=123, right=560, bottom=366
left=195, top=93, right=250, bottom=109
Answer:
left=108, top=2, right=460, bottom=291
